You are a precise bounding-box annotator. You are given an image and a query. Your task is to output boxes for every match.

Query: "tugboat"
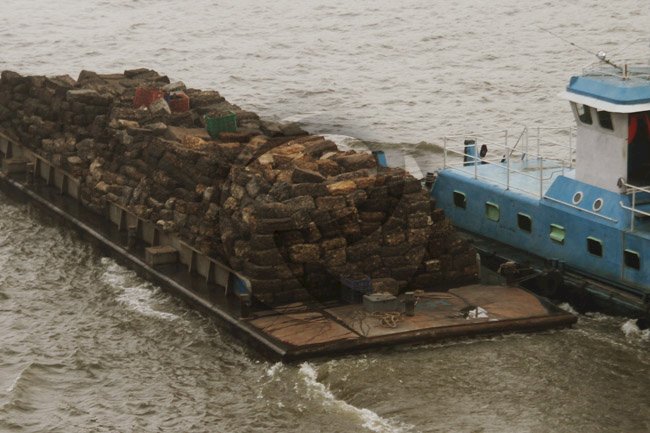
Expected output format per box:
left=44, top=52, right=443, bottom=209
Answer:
left=431, top=58, right=650, bottom=319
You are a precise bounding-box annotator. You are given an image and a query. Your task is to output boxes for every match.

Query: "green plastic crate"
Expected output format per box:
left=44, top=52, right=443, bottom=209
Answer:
left=205, top=111, right=237, bottom=138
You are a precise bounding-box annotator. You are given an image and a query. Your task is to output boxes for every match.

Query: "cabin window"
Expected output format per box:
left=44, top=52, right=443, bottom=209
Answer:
left=597, top=110, right=614, bottom=130
left=453, top=191, right=467, bottom=209
left=550, top=224, right=565, bottom=244
left=485, top=202, right=500, bottom=222
left=624, top=249, right=640, bottom=270
left=587, top=237, right=603, bottom=257
left=517, top=213, right=532, bottom=232
left=576, top=104, right=592, bottom=125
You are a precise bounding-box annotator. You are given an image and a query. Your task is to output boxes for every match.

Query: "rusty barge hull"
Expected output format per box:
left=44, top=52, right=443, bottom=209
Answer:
left=0, top=135, right=576, bottom=361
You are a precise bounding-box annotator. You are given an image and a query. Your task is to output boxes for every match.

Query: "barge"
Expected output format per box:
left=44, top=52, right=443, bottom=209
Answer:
left=0, top=69, right=575, bottom=360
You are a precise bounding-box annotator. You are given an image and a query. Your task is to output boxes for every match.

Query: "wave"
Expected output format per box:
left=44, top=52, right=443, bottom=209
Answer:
left=100, top=258, right=179, bottom=321
left=116, top=286, right=179, bottom=321
left=1, top=361, right=66, bottom=411
left=299, top=363, right=413, bottom=433
left=4, top=364, right=30, bottom=395
left=621, top=319, right=650, bottom=341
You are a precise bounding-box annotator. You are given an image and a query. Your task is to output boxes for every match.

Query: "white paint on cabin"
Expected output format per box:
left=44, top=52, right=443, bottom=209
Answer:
left=571, top=104, right=628, bottom=192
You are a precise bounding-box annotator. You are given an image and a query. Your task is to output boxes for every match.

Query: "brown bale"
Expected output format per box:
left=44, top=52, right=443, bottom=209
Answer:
left=289, top=244, right=320, bottom=263
left=1, top=68, right=479, bottom=306
left=333, top=153, right=376, bottom=171
left=291, top=167, right=325, bottom=183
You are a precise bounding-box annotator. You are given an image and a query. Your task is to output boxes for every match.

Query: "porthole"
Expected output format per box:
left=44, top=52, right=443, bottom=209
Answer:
left=593, top=198, right=604, bottom=212
left=572, top=191, right=583, bottom=204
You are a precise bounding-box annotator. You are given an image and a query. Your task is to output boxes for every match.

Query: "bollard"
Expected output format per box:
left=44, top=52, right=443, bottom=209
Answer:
left=404, top=291, right=416, bottom=316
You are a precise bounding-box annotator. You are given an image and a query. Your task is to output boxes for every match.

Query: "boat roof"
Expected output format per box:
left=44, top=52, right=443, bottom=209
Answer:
left=559, top=65, right=650, bottom=113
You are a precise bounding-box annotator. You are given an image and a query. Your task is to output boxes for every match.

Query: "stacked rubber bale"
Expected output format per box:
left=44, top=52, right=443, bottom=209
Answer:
left=0, top=68, right=477, bottom=307
left=218, top=135, right=478, bottom=304
left=0, top=70, right=113, bottom=178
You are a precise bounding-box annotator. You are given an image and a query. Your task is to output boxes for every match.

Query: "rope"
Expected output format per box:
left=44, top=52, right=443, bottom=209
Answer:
left=351, top=310, right=404, bottom=335
left=370, top=311, right=403, bottom=328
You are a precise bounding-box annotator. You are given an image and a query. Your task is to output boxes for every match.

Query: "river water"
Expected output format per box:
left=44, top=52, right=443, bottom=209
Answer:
left=1, top=1, right=649, bottom=432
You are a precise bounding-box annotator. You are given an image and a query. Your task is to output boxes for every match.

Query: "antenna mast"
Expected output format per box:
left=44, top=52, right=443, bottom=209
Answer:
left=538, top=27, right=621, bottom=71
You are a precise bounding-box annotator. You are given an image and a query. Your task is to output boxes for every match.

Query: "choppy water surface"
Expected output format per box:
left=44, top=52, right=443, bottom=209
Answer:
left=1, top=1, right=649, bottom=432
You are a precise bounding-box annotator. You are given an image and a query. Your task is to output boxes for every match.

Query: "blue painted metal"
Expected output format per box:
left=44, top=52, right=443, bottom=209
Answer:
left=231, top=274, right=251, bottom=296
left=567, top=75, right=650, bottom=105
left=372, top=150, right=388, bottom=167
left=431, top=164, right=650, bottom=304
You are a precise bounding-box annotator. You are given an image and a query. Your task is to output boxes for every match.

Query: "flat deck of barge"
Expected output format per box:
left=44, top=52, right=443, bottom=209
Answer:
left=0, top=134, right=577, bottom=361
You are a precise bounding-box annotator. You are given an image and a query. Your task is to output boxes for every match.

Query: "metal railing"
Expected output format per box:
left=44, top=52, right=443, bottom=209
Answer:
left=442, top=126, right=576, bottom=198
left=582, top=61, right=650, bottom=81
left=619, top=181, right=650, bottom=231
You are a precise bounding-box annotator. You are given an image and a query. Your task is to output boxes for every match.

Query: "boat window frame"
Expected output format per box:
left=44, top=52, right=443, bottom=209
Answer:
left=596, top=110, right=614, bottom=131
left=453, top=190, right=467, bottom=209
left=485, top=201, right=500, bottom=222
left=517, top=212, right=532, bottom=233
left=592, top=198, right=604, bottom=212
left=549, top=224, right=566, bottom=244
left=572, top=191, right=583, bottom=205
left=624, top=249, right=641, bottom=270
left=587, top=236, right=603, bottom=257
left=574, top=103, right=593, bottom=125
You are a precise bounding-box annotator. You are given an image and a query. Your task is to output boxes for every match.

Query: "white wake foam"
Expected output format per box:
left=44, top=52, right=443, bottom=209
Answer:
left=299, top=363, right=412, bottom=433
left=266, top=362, right=284, bottom=378
left=323, top=134, right=365, bottom=152
left=116, top=286, right=178, bottom=321
left=621, top=319, right=650, bottom=341
left=101, top=258, right=179, bottom=321
left=558, top=302, right=579, bottom=315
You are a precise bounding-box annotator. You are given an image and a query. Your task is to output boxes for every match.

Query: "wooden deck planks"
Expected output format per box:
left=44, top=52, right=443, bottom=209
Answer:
left=247, top=303, right=360, bottom=347
left=242, top=285, right=571, bottom=353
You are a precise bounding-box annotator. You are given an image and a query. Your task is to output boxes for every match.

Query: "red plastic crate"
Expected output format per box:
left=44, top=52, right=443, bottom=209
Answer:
left=133, top=87, right=164, bottom=108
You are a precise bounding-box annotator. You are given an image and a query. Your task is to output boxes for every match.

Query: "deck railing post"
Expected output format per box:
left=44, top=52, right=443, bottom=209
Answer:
left=522, top=127, right=526, bottom=157
left=568, top=127, right=573, bottom=169
left=537, top=127, right=542, bottom=197
left=524, top=127, right=528, bottom=161
left=505, top=130, right=510, bottom=190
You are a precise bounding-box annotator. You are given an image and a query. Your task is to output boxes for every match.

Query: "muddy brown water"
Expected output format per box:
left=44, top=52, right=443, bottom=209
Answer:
left=1, top=1, right=649, bottom=432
